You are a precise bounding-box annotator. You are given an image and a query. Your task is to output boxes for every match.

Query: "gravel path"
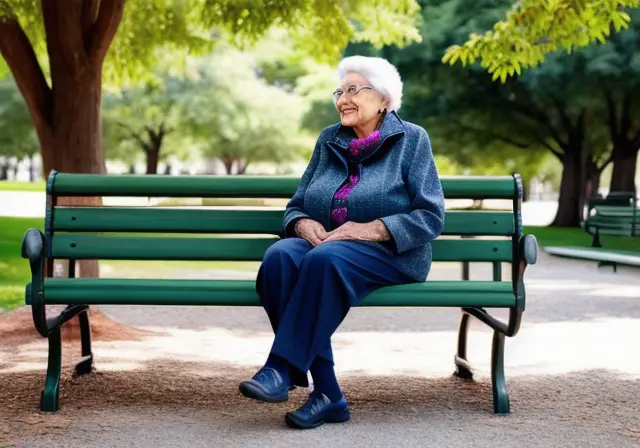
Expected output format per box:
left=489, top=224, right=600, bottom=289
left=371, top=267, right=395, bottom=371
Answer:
left=1, top=252, right=639, bottom=447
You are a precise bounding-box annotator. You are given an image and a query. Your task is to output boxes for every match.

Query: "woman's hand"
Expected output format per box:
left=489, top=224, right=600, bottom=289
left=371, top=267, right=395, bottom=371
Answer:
left=322, top=220, right=390, bottom=244
left=294, top=219, right=328, bottom=246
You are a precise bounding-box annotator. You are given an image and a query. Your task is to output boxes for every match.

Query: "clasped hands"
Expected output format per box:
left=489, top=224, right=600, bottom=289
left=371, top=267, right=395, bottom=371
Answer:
left=294, top=218, right=389, bottom=247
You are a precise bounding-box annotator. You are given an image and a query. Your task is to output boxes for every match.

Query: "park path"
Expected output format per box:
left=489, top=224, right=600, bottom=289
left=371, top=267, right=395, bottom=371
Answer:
left=1, top=252, right=639, bottom=447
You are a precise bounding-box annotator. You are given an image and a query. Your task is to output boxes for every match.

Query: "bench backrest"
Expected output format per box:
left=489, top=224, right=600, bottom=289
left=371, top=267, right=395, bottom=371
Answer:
left=43, top=171, right=524, bottom=268
left=585, top=191, right=639, bottom=234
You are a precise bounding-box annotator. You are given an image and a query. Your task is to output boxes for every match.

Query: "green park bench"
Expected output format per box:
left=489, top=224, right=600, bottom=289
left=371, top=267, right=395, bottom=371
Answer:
left=21, top=171, right=538, bottom=415
left=550, top=191, right=640, bottom=271
left=583, top=191, right=639, bottom=245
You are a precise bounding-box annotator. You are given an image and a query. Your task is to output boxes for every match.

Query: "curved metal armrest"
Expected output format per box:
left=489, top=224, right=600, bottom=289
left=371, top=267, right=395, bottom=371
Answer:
left=22, top=229, right=89, bottom=337
left=22, top=228, right=45, bottom=270
left=520, top=234, right=538, bottom=266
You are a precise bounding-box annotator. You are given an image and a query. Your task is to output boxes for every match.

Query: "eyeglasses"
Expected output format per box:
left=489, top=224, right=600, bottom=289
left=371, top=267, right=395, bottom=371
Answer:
left=332, top=84, right=375, bottom=102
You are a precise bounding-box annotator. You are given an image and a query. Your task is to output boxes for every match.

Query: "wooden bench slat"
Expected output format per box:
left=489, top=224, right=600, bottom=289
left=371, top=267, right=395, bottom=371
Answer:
left=49, top=173, right=518, bottom=199
left=50, top=235, right=514, bottom=262
left=41, top=278, right=516, bottom=308
left=52, top=207, right=515, bottom=236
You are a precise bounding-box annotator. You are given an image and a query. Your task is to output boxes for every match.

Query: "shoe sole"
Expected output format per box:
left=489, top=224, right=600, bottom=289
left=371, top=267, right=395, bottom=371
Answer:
left=284, top=407, right=350, bottom=429
left=239, top=381, right=289, bottom=403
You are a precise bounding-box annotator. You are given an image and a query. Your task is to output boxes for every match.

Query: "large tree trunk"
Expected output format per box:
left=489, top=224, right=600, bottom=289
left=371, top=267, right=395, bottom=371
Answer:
left=609, top=146, right=638, bottom=193
left=0, top=0, right=125, bottom=337
left=552, top=150, right=584, bottom=227
left=44, top=59, right=105, bottom=278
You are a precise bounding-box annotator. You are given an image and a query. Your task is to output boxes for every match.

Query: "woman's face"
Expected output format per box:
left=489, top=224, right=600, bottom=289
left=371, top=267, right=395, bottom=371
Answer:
left=334, top=72, right=387, bottom=130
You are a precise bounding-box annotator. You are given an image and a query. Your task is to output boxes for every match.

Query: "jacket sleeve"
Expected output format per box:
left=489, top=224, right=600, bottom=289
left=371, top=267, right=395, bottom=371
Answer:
left=379, top=128, right=445, bottom=254
left=282, top=138, right=322, bottom=237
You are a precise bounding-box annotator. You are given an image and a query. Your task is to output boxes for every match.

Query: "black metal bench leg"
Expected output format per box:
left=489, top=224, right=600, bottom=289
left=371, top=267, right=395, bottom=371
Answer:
left=74, top=309, right=94, bottom=377
left=453, top=312, right=473, bottom=380
left=491, top=330, right=510, bottom=415
left=41, top=327, right=62, bottom=412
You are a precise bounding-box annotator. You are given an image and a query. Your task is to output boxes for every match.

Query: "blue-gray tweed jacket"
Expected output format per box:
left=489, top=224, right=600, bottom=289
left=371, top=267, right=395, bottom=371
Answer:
left=283, top=111, right=445, bottom=281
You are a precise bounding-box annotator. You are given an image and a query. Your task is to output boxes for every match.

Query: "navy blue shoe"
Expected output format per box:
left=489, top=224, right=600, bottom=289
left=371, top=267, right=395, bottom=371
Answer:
left=285, top=393, right=350, bottom=429
left=239, top=367, right=291, bottom=403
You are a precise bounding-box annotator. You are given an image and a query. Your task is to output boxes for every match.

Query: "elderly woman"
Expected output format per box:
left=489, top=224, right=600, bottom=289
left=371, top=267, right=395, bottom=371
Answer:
left=239, top=55, right=445, bottom=429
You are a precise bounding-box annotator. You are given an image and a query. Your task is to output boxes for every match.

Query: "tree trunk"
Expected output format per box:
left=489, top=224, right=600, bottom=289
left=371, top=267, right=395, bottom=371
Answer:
left=0, top=160, right=7, bottom=180
left=42, top=68, right=104, bottom=278
left=552, top=150, right=584, bottom=227
left=237, top=160, right=250, bottom=175
left=145, top=148, right=160, bottom=174
left=609, top=146, right=638, bottom=193
left=221, top=157, right=234, bottom=174
left=28, top=154, right=35, bottom=182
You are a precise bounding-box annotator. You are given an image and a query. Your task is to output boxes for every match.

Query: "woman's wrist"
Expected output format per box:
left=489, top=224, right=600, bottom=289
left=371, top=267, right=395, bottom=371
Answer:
left=370, top=219, right=391, bottom=241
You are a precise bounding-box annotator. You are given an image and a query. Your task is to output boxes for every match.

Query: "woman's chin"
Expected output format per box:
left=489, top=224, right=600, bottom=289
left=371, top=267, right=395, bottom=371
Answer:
left=340, top=115, right=358, bottom=127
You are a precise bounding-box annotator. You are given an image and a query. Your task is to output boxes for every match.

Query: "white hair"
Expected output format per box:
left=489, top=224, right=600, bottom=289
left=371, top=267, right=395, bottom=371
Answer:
left=337, top=55, right=403, bottom=112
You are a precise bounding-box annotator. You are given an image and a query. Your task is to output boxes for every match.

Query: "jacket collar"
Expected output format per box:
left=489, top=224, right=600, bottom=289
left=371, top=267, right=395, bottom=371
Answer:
left=329, top=110, right=406, bottom=151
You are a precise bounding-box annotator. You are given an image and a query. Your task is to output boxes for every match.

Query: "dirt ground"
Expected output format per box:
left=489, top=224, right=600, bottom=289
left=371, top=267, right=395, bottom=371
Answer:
left=1, top=253, right=639, bottom=447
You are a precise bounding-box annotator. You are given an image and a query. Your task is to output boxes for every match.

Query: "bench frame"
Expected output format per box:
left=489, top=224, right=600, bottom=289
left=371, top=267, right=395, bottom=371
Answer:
left=22, top=171, right=537, bottom=415
left=583, top=191, right=639, bottom=271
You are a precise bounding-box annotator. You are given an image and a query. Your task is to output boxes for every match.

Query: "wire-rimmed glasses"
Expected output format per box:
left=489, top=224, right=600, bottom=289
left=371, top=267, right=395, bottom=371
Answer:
left=332, top=84, right=375, bottom=103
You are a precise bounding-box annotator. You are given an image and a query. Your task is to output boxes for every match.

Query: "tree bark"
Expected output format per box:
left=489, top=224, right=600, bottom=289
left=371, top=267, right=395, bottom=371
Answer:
left=552, top=150, right=584, bottom=227
left=609, top=146, right=638, bottom=193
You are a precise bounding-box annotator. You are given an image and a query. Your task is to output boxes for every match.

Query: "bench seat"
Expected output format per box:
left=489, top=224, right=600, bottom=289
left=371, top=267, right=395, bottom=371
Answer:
left=34, top=278, right=517, bottom=308
left=543, top=246, right=640, bottom=267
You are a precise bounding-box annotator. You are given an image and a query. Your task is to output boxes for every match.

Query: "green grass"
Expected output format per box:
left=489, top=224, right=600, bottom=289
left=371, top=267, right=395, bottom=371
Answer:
left=0, top=217, right=41, bottom=311
left=0, top=180, right=46, bottom=192
left=1, top=217, right=638, bottom=312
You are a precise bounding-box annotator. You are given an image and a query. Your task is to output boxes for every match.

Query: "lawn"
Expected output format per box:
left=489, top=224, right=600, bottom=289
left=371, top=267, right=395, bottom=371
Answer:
left=1, top=216, right=638, bottom=312
left=0, top=180, right=46, bottom=192
left=523, top=225, right=640, bottom=252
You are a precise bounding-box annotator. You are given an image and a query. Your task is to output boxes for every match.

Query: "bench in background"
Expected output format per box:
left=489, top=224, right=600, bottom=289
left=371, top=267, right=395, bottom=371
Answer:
left=569, top=191, right=640, bottom=271
left=21, top=171, right=537, bottom=415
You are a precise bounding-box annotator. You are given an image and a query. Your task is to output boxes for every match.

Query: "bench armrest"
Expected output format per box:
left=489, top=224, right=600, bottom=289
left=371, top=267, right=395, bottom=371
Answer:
left=22, top=228, right=45, bottom=273
left=520, top=234, right=538, bottom=267
left=21, top=228, right=89, bottom=337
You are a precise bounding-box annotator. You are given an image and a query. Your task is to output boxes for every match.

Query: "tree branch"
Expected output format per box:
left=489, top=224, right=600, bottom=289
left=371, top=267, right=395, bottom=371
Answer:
left=451, top=119, right=531, bottom=149
left=82, top=0, right=101, bottom=43
left=87, top=0, right=125, bottom=63
left=41, top=0, right=89, bottom=73
left=117, top=122, right=151, bottom=152
left=596, top=152, right=614, bottom=172
left=0, top=14, right=52, bottom=132
left=601, top=82, right=619, bottom=144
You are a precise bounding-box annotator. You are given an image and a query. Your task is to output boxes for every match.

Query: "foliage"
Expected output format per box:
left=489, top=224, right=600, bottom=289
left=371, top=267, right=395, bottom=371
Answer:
left=102, top=74, right=195, bottom=170
left=180, top=44, right=311, bottom=174
left=0, top=0, right=423, bottom=86
left=0, top=77, right=38, bottom=158
left=443, top=0, right=640, bottom=82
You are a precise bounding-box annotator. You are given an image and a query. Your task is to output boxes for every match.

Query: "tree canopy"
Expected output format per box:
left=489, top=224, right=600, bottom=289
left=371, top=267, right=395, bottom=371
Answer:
left=443, top=0, right=640, bottom=82
left=0, top=0, right=423, bottom=85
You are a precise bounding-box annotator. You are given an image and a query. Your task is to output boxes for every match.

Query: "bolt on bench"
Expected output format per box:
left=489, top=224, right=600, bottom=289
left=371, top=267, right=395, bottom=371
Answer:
left=22, top=171, right=537, bottom=414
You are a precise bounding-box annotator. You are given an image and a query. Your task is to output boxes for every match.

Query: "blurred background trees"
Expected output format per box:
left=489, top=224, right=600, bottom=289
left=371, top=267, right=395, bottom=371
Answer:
left=1, top=0, right=639, bottom=227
